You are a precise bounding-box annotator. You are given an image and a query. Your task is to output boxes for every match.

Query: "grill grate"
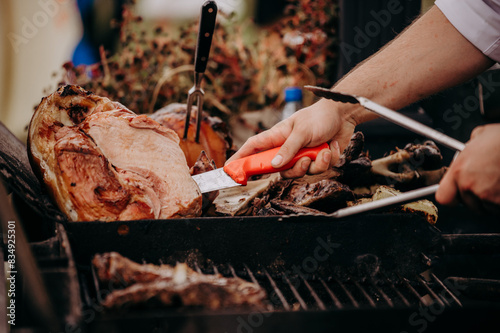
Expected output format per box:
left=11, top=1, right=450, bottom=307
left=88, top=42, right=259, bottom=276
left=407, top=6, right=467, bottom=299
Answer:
left=84, top=259, right=464, bottom=312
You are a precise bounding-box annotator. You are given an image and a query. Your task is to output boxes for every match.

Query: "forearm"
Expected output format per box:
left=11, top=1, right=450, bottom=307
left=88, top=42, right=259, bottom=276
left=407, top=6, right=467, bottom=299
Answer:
left=326, top=5, right=494, bottom=125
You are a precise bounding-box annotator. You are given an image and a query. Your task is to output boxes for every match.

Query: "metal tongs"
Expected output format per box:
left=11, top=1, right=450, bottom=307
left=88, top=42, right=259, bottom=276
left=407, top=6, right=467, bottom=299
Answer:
left=184, top=0, right=218, bottom=143
left=305, top=85, right=466, bottom=218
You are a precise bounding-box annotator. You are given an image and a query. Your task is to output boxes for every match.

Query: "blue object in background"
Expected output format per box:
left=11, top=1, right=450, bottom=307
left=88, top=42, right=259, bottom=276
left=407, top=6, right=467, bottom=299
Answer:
left=282, top=87, right=303, bottom=120
left=72, top=0, right=99, bottom=65
left=73, top=35, right=99, bottom=66
left=72, top=0, right=123, bottom=66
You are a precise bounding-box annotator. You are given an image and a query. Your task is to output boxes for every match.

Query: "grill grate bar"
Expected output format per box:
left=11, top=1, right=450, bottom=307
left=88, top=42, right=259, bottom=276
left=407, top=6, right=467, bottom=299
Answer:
left=264, top=269, right=290, bottom=311
left=350, top=277, right=376, bottom=308
left=319, top=278, right=343, bottom=309
left=91, top=264, right=104, bottom=303
left=400, top=275, right=432, bottom=307
left=299, top=274, right=326, bottom=310
left=243, top=264, right=259, bottom=285
left=431, top=273, right=462, bottom=307
left=381, top=272, right=410, bottom=307
left=368, top=276, right=394, bottom=307
left=334, top=277, right=360, bottom=308
left=193, top=262, right=203, bottom=274
left=80, top=272, right=93, bottom=306
left=227, top=264, right=238, bottom=278
left=417, top=275, right=447, bottom=307
left=283, top=275, right=308, bottom=310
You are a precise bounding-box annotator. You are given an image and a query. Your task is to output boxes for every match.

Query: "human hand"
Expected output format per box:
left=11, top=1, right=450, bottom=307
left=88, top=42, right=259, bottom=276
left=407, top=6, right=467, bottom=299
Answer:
left=226, top=99, right=358, bottom=178
left=436, top=124, right=500, bottom=215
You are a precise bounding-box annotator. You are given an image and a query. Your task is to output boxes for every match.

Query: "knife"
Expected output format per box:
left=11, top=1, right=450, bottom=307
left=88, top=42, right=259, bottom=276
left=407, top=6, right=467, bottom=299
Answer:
left=192, top=143, right=329, bottom=193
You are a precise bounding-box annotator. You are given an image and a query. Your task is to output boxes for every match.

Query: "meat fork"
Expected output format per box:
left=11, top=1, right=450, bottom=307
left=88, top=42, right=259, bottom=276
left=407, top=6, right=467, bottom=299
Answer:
left=184, top=0, right=218, bottom=143
left=304, top=85, right=466, bottom=218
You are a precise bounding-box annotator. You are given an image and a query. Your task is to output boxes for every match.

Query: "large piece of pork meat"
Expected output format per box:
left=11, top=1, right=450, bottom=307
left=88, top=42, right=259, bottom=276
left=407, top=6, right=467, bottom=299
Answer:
left=28, top=85, right=202, bottom=221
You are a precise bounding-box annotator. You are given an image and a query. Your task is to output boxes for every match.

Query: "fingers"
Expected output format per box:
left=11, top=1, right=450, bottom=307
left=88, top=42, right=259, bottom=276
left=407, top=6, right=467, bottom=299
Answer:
left=270, top=131, right=308, bottom=168
left=308, top=148, right=332, bottom=174
left=280, top=156, right=311, bottom=178
left=435, top=168, right=460, bottom=206
left=309, top=141, right=341, bottom=174
left=436, top=158, right=499, bottom=215
left=226, top=127, right=287, bottom=164
left=470, top=125, right=486, bottom=140
left=280, top=142, right=341, bottom=178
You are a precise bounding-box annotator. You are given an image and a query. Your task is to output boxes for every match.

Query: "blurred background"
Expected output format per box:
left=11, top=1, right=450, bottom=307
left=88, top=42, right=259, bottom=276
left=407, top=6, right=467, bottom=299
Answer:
left=1, top=0, right=497, bottom=153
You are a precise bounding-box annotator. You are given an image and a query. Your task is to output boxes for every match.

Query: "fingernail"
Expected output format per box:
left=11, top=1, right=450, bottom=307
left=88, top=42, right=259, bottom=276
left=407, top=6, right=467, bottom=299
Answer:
left=271, top=154, right=283, bottom=167
left=332, top=140, right=340, bottom=151
left=323, top=150, right=332, bottom=163
left=301, top=160, right=309, bottom=171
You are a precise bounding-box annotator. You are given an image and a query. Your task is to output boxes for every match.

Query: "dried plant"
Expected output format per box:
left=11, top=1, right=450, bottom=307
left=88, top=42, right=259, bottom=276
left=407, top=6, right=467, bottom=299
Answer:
left=58, top=0, right=338, bottom=118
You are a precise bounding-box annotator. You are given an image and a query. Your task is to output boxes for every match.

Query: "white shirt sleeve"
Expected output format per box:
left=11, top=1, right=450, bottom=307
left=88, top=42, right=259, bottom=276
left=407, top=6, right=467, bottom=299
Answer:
left=436, top=0, right=500, bottom=62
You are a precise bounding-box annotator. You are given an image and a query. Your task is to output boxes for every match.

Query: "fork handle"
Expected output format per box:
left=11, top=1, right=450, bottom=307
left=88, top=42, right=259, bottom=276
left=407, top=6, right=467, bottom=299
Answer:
left=195, top=1, right=218, bottom=73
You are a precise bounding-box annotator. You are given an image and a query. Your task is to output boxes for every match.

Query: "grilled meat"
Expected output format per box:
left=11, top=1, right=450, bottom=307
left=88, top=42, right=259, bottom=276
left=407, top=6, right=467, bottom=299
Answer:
left=253, top=169, right=354, bottom=215
left=150, top=103, right=232, bottom=168
left=248, top=133, right=445, bottom=218
left=93, top=252, right=268, bottom=310
left=336, top=131, right=366, bottom=168
left=189, top=150, right=219, bottom=212
left=281, top=174, right=355, bottom=213
left=28, top=85, right=202, bottom=221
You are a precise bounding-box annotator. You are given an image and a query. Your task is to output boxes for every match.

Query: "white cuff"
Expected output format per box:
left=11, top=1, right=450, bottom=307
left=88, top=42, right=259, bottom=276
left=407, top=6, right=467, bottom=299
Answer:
left=436, top=0, right=500, bottom=62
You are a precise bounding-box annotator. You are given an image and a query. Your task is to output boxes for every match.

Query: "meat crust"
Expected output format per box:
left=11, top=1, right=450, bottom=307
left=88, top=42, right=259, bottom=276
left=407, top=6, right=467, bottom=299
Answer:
left=28, top=85, right=202, bottom=221
left=150, top=103, right=231, bottom=168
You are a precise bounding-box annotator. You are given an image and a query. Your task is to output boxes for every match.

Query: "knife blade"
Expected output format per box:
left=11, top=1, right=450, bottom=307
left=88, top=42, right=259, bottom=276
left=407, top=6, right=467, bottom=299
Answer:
left=192, top=143, right=329, bottom=193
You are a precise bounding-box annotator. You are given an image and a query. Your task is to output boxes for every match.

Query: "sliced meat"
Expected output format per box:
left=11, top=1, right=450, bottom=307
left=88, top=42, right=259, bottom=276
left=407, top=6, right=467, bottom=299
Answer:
left=282, top=176, right=355, bottom=213
left=93, top=252, right=268, bottom=310
left=251, top=169, right=353, bottom=215
left=93, top=252, right=175, bottom=286
left=28, top=85, right=202, bottom=221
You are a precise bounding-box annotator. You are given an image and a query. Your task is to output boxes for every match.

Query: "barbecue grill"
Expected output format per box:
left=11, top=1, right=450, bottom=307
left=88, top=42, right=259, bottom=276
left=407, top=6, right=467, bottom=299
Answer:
left=2, top=121, right=500, bottom=333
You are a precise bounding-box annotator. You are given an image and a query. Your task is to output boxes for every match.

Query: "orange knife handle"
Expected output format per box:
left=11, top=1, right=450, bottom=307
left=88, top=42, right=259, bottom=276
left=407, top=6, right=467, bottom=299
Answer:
left=223, top=143, right=329, bottom=185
